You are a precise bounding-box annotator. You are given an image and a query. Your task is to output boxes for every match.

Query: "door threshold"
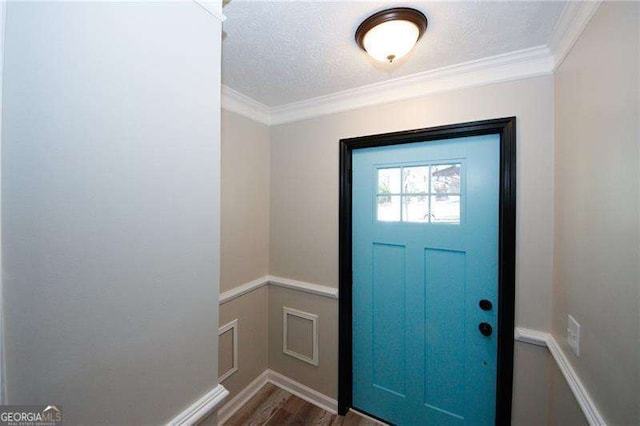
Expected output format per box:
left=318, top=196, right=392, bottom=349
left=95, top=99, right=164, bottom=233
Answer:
left=349, top=408, right=391, bottom=425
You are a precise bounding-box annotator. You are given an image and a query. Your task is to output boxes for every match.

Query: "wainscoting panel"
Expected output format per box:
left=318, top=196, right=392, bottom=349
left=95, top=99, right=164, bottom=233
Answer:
left=218, top=286, right=269, bottom=406
left=283, top=307, right=319, bottom=366
left=216, top=274, right=601, bottom=425
left=219, top=319, right=239, bottom=383
left=268, top=285, right=338, bottom=400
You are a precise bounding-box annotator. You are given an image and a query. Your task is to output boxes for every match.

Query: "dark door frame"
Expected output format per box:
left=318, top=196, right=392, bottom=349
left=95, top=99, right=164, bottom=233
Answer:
left=338, top=117, right=517, bottom=424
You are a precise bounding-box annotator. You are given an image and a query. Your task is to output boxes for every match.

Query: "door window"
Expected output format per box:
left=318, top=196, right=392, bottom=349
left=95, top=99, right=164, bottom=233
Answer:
left=376, top=163, right=461, bottom=224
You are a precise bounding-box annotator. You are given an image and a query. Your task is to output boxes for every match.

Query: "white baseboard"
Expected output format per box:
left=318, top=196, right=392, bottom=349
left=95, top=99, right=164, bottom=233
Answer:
left=168, top=384, right=228, bottom=426
left=515, top=327, right=606, bottom=426
left=217, top=370, right=270, bottom=425
left=216, top=334, right=607, bottom=426
left=217, top=369, right=337, bottom=424
left=265, top=369, right=337, bottom=414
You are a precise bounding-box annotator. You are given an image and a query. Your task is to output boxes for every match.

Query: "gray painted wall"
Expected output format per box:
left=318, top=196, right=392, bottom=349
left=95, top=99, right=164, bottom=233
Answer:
left=220, top=109, right=270, bottom=292
left=217, top=109, right=270, bottom=404
left=553, top=2, right=640, bottom=424
left=2, top=3, right=222, bottom=423
left=266, top=76, right=558, bottom=421
left=270, top=75, right=555, bottom=331
left=216, top=5, right=640, bottom=423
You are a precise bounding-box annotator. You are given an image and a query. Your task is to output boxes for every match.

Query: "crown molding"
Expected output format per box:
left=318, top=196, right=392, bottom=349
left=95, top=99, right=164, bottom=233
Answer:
left=269, top=46, right=552, bottom=125
left=222, top=46, right=553, bottom=126
left=548, top=1, right=602, bottom=71
left=221, top=1, right=602, bottom=126
left=221, top=86, right=271, bottom=125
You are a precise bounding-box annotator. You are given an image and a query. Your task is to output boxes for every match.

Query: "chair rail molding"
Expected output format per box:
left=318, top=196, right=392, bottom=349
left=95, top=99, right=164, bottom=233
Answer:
left=219, top=276, right=269, bottom=304
left=217, top=282, right=607, bottom=424
left=219, top=275, right=338, bottom=305
left=514, top=327, right=606, bottom=426
left=267, top=275, right=338, bottom=299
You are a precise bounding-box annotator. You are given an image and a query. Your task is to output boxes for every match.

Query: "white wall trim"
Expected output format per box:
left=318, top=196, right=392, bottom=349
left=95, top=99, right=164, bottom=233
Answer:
left=546, top=334, right=606, bottom=426
left=514, top=326, right=549, bottom=347
left=220, top=2, right=603, bottom=126
left=168, top=384, right=229, bottom=426
left=217, top=370, right=270, bottom=425
left=268, top=275, right=339, bottom=299
left=282, top=307, right=319, bottom=366
left=514, top=327, right=606, bottom=426
left=548, top=1, right=602, bottom=71
left=266, top=369, right=337, bottom=415
left=222, top=86, right=270, bottom=125
left=219, top=275, right=269, bottom=305
left=217, top=369, right=338, bottom=424
left=219, top=275, right=338, bottom=304
left=218, top=319, right=239, bottom=383
left=222, top=46, right=553, bottom=125
left=221, top=45, right=553, bottom=126
left=268, top=46, right=553, bottom=125
left=192, top=0, right=226, bottom=22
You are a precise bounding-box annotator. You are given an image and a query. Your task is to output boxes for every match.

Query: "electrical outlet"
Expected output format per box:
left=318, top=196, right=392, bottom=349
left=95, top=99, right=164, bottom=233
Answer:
left=567, top=315, right=580, bottom=357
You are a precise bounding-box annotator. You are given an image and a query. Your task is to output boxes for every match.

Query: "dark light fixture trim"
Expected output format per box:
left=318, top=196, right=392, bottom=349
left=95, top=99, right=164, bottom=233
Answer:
left=355, top=7, right=428, bottom=56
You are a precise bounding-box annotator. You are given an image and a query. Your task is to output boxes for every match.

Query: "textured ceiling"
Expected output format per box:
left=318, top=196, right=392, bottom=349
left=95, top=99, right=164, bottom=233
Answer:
left=221, top=1, right=566, bottom=107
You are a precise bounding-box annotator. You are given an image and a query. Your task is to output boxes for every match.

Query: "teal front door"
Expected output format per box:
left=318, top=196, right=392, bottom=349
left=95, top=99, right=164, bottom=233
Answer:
left=352, top=134, right=500, bottom=425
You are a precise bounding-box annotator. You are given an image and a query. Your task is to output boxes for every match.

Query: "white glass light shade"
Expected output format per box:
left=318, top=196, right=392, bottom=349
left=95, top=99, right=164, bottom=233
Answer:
left=362, top=20, right=420, bottom=63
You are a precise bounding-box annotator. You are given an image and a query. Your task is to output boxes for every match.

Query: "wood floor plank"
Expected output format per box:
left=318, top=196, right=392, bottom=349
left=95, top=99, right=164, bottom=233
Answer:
left=225, top=383, right=278, bottom=426
left=226, top=384, right=385, bottom=426
left=264, top=395, right=306, bottom=425
left=247, top=388, right=292, bottom=425
left=306, top=405, right=336, bottom=425
left=286, top=399, right=316, bottom=426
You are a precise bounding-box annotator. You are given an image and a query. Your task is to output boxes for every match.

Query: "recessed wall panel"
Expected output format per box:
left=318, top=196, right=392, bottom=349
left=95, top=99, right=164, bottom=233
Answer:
left=286, top=314, right=315, bottom=360
left=218, top=328, right=235, bottom=378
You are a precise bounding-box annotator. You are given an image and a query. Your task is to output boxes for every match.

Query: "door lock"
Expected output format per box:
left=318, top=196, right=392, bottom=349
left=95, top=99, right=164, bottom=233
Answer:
left=479, top=322, right=493, bottom=337
left=479, top=299, right=493, bottom=311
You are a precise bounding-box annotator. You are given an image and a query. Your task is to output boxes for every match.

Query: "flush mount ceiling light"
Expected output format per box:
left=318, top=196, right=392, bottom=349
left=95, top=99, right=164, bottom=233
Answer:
left=355, top=7, right=428, bottom=63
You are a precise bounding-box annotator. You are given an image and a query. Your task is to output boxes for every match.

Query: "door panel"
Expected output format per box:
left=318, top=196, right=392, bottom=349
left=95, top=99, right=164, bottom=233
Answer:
left=352, top=134, right=500, bottom=425
left=372, top=243, right=407, bottom=397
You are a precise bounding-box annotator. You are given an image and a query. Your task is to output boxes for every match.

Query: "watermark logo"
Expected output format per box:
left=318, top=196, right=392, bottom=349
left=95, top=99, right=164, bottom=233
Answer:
left=0, top=405, right=62, bottom=426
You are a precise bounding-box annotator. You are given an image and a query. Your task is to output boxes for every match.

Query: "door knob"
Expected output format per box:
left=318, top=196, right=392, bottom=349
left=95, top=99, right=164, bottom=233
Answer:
left=479, top=322, right=493, bottom=336
left=479, top=299, right=493, bottom=311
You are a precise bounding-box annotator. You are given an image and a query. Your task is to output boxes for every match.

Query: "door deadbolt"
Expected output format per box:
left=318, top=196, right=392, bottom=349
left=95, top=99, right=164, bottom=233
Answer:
left=479, top=299, right=493, bottom=311
left=479, top=322, right=493, bottom=336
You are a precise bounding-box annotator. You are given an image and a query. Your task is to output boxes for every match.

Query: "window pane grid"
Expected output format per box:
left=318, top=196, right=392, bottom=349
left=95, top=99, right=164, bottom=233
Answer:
left=377, top=163, right=461, bottom=224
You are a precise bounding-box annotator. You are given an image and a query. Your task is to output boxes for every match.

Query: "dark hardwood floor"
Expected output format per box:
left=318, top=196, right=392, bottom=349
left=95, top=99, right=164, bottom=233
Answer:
left=223, top=383, right=385, bottom=426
